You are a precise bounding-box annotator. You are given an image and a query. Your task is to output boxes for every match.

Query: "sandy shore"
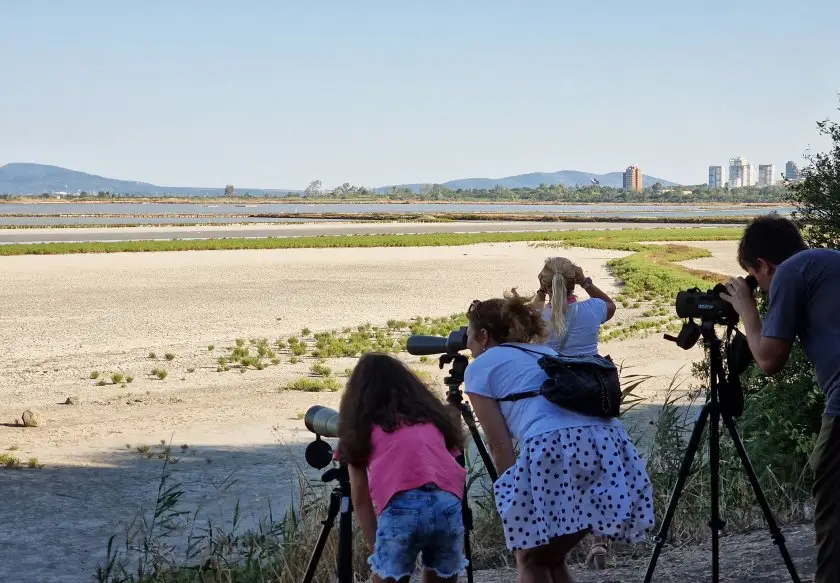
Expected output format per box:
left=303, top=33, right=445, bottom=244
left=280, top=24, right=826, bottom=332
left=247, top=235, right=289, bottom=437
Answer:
left=0, top=240, right=738, bottom=582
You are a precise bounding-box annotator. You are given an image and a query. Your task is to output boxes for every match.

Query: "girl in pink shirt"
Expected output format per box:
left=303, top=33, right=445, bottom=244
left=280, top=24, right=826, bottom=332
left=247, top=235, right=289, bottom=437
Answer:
left=338, top=353, right=468, bottom=583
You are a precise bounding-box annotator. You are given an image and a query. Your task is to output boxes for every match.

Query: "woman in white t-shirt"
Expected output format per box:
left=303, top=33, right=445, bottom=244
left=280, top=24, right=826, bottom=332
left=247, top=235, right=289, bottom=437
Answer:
left=532, top=256, right=617, bottom=568
left=464, top=293, right=652, bottom=583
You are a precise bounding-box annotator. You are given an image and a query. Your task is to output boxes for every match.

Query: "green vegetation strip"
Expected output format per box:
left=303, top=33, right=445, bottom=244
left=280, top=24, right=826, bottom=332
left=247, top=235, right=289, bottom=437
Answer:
left=0, top=226, right=742, bottom=256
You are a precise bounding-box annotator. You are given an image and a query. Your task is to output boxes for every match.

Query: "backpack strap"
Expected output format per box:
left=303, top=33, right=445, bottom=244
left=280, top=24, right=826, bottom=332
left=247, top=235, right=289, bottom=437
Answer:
left=495, top=343, right=553, bottom=403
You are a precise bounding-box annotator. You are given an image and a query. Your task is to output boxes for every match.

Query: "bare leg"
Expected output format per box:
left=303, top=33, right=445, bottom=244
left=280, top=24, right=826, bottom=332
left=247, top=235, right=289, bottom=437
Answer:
left=549, top=562, right=574, bottom=583
left=543, top=531, right=588, bottom=583
left=515, top=549, right=552, bottom=583
left=585, top=536, right=608, bottom=570
left=372, top=575, right=410, bottom=583
left=421, top=569, right=458, bottom=583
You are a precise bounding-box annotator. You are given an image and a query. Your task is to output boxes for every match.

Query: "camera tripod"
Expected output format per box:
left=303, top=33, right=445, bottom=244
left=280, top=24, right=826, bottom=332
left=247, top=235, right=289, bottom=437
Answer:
left=439, top=353, right=499, bottom=583
left=645, top=320, right=800, bottom=583
left=302, top=463, right=354, bottom=583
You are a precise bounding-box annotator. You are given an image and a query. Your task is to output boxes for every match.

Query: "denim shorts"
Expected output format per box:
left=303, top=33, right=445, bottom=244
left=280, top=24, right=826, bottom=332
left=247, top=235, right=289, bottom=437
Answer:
left=370, top=484, right=468, bottom=580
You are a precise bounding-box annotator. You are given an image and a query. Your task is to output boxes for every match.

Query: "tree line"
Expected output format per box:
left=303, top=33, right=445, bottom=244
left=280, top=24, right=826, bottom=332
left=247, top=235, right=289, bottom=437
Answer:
left=2, top=182, right=790, bottom=204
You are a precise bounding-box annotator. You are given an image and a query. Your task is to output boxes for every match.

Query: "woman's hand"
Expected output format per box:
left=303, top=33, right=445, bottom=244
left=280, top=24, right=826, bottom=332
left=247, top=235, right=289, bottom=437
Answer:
left=574, top=266, right=586, bottom=286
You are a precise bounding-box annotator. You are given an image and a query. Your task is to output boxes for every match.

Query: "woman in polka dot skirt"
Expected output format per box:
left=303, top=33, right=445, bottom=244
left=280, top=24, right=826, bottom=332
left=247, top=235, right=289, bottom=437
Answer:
left=464, top=293, right=654, bottom=583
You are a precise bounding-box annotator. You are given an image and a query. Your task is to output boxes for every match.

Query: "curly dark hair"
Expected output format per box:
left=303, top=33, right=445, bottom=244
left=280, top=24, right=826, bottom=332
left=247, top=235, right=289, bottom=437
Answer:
left=337, top=352, right=464, bottom=467
left=467, top=290, right=548, bottom=345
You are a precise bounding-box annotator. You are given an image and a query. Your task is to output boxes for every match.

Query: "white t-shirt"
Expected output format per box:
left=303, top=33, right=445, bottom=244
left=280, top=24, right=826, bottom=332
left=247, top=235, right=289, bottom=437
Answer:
left=542, top=298, right=608, bottom=355
left=464, top=342, right=618, bottom=443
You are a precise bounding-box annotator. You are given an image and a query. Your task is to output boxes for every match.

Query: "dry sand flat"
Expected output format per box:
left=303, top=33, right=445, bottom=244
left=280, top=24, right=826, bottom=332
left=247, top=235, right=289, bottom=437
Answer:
left=0, top=240, right=738, bottom=582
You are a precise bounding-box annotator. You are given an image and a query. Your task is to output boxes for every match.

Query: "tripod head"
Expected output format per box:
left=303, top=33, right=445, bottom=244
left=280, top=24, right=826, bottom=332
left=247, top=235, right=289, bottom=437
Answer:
left=322, top=464, right=349, bottom=485
left=665, top=317, right=747, bottom=418
left=439, top=353, right=470, bottom=406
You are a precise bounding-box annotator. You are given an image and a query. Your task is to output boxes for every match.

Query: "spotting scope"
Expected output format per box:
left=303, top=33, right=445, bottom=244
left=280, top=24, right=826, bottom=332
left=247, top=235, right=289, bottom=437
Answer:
left=406, top=326, right=468, bottom=356
left=305, top=405, right=340, bottom=438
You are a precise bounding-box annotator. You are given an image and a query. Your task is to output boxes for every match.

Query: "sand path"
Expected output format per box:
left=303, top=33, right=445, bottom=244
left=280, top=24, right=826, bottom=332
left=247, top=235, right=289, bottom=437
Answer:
left=0, top=240, right=738, bottom=582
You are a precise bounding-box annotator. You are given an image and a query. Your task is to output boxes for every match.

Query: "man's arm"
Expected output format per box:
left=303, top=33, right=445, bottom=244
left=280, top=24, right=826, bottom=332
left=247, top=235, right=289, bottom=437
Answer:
left=722, top=271, right=801, bottom=376
left=738, top=303, right=793, bottom=376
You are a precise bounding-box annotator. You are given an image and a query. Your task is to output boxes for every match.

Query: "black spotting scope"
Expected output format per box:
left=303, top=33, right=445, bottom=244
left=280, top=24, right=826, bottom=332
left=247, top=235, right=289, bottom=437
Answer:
left=305, top=405, right=339, bottom=438
left=406, top=326, right=468, bottom=356
left=674, top=275, right=758, bottom=325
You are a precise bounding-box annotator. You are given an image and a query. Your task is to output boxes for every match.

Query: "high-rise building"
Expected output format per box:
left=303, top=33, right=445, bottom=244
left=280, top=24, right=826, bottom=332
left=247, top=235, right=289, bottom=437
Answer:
left=708, top=166, right=725, bottom=188
left=623, top=166, right=643, bottom=192
left=728, top=157, right=756, bottom=188
left=785, top=161, right=800, bottom=181
left=758, top=164, right=776, bottom=187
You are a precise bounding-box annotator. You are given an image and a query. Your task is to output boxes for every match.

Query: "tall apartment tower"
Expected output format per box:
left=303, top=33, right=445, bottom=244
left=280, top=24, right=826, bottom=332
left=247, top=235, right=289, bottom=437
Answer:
left=708, top=166, right=725, bottom=188
left=623, top=166, right=643, bottom=192
left=728, top=157, right=755, bottom=188
left=785, top=161, right=800, bottom=181
left=758, top=164, right=776, bottom=187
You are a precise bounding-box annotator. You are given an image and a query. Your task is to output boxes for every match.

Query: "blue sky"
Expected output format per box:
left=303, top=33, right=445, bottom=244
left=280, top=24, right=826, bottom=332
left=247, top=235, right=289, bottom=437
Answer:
left=1, top=0, right=838, bottom=189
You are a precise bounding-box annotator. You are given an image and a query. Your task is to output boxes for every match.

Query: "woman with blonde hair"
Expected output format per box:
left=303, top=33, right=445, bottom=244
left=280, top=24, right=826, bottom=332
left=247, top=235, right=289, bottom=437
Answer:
left=533, top=257, right=617, bottom=569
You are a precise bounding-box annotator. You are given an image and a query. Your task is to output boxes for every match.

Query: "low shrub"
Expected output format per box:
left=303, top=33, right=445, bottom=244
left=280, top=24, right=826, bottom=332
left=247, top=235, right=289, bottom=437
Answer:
left=284, top=377, right=341, bottom=392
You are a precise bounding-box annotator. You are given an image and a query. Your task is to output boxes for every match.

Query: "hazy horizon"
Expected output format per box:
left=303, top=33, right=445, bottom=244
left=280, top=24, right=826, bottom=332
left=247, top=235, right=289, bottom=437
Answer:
left=1, top=1, right=838, bottom=190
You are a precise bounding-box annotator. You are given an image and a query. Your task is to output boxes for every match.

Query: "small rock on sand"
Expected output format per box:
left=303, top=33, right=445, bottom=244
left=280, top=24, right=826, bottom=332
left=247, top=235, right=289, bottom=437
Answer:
left=21, top=409, right=44, bottom=427
left=63, top=396, right=80, bottom=405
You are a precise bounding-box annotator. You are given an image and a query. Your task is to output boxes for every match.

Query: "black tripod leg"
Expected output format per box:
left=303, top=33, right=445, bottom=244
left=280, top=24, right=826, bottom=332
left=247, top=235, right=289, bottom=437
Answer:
left=461, top=491, right=474, bottom=583
left=337, top=491, right=354, bottom=583
left=722, top=414, right=801, bottom=583
left=644, top=405, right=711, bottom=583
left=709, top=407, right=722, bottom=583
left=302, top=488, right=342, bottom=583
left=461, top=406, right=499, bottom=483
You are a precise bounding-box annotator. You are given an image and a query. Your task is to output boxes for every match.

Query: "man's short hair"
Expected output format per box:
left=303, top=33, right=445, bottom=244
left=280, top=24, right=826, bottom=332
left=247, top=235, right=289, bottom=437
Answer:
left=737, top=214, right=808, bottom=270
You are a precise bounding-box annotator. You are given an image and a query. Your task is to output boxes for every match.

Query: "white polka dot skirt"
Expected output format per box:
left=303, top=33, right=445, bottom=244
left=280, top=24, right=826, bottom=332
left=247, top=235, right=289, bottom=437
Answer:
left=493, top=425, right=655, bottom=551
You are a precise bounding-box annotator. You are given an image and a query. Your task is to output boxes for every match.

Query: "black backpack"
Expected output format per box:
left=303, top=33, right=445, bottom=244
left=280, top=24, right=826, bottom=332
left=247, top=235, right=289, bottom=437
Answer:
left=496, top=344, right=622, bottom=419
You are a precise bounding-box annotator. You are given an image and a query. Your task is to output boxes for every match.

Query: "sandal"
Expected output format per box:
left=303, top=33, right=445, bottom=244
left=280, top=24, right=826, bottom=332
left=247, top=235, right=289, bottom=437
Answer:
left=585, top=543, right=608, bottom=570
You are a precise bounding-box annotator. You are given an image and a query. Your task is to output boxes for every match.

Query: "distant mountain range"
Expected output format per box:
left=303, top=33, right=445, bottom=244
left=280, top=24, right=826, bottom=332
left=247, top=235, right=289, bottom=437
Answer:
left=0, top=163, right=679, bottom=196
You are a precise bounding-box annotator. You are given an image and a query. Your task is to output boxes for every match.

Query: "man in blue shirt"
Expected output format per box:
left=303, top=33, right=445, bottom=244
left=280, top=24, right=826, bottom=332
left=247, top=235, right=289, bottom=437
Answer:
left=722, top=215, right=840, bottom=583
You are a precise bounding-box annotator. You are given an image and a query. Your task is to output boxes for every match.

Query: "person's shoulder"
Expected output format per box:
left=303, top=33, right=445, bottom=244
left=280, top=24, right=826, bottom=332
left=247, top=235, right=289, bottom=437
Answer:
left=779, top=249, right=839, bottom=277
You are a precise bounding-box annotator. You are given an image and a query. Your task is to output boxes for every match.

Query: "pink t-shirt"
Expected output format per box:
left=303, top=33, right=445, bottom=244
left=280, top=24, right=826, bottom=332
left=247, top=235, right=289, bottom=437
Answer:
left=367, top=422, right=466, bottom=514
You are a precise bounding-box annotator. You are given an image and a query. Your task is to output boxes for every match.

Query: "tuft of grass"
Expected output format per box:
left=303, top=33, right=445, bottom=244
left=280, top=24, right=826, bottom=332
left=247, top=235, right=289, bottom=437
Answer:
left=207, top=344, right=215, bottom=351
left=284, top=377, right=341, bottom=392
left=90, top=371, right=100, bottom=379
left=96, top=379, right=108, bottom=387
left=0, top=453, right=42, bottom=470
left=301, top=327, right=312, bottom=336
left=111, top=373, right=124, bottom=384
left=289, top=356, right=300, bottom=364
left=148, top=352, right=157, bottom=360
left=310, top=362, right=332, bottom=377
left=126, top=375, right=134, bottom=384
left=235, top=338, right=245, bottom=348
left=164, top=353, right=175, bottom=362
left=151, top=367, right=168, bottom=380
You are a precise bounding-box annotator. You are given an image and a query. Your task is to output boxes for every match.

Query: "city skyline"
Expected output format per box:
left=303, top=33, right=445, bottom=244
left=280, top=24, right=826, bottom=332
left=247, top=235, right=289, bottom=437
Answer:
left=708, top=155, right=801, bottom=188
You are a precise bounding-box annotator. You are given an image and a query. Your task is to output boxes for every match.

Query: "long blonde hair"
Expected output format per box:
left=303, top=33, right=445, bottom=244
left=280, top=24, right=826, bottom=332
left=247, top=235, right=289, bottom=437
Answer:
left=539, top=257, right=582, bottom=337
